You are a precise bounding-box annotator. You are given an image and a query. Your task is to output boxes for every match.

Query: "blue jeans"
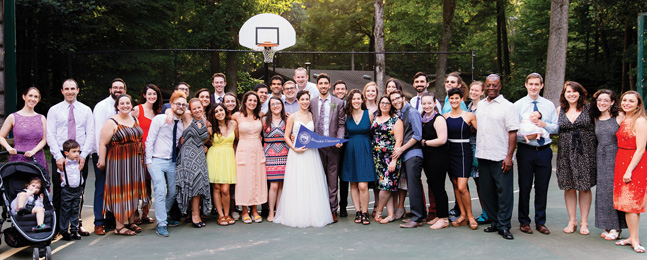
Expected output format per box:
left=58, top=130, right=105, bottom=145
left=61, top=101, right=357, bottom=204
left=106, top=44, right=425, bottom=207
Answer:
left=91, top=153, right=105, bottom=226
left=149, top=158, right=177, bottom=227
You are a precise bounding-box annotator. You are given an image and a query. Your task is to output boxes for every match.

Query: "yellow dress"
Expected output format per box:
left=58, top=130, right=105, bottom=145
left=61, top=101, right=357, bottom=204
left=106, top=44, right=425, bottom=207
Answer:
left=207, top=131, right=236, bottom=184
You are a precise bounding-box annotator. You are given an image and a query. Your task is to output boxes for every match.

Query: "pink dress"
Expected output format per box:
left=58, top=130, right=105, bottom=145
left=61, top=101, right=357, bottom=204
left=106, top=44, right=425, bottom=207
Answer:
left=235, top=119, right=267, bottom=205
left=10, top=113, right=48, bottom=174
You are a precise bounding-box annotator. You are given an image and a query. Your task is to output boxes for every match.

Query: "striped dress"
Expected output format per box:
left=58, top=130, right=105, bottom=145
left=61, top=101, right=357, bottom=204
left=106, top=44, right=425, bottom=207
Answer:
left=103, top=118, right=149, bottom=224
left=263, top=120, right=288, bottom=182
left=175, top=118, right=211, bottom=215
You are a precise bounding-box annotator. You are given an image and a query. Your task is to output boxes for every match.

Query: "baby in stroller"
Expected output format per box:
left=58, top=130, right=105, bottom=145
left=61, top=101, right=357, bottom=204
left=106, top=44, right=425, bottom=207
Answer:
left=10, top=177, right=50, bottom=232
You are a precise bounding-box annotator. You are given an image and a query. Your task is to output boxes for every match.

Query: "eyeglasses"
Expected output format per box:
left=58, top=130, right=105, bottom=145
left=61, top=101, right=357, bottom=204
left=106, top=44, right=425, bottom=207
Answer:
left=284, top=87, right=296, bottom=91
left=270, top=103, right=282, bottom=107
left=379, top=102, right=391, bottom=106
left=112, top=86, right=125, bottom=90
left=174, top=102, right=187, bottom=108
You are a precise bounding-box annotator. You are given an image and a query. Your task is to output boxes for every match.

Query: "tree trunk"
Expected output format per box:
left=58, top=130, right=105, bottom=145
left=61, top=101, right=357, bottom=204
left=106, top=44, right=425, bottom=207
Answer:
left=544, top=0, right=569, bottom=106
left=434, top=0, right=456, bottom=100
left=622, top=21, right=630, bottom=93
left=499, top=0, right=511, bottom=76
left=496, top=0, right=503, bottom=75
left=374, top=0, right=385, bottom=93
left=225, top=51, right=238, bottom=94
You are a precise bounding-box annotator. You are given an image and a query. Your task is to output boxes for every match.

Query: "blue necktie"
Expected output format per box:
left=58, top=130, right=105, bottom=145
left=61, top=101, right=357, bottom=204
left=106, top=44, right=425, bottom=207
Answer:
left=533, top=101, right=545, bottom=145
left=172, top=120, right=178, bottom=162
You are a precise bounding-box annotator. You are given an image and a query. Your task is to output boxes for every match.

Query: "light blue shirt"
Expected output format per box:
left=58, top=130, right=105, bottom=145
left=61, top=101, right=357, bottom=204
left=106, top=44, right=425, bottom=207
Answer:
left=283, top=98, right=300, bottom=115
left=442, top=96, right=468, bottom=114
left=513, top=95, right=559, bottom=146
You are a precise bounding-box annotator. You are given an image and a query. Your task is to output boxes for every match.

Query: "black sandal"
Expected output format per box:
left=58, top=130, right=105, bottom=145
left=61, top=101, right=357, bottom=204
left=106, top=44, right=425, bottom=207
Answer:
left=125, top=223, right=142, bottom=233
left=354, top=212, right=362, bottom=224
left=361, top=212, right=370, bottom=225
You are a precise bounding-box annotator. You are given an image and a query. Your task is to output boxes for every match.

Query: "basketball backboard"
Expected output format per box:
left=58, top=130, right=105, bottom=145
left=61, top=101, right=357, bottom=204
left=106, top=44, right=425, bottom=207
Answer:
left=239, top=13, right=296, bottom=51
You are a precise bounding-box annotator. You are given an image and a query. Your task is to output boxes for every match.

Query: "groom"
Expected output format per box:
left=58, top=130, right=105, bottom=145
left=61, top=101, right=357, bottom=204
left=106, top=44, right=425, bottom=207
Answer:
left=310, top=73, right=346, bottom=223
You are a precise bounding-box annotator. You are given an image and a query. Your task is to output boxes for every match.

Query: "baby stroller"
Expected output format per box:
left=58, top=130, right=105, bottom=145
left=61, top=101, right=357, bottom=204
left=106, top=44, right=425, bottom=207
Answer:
left=0, top=151, right=55, bottom=260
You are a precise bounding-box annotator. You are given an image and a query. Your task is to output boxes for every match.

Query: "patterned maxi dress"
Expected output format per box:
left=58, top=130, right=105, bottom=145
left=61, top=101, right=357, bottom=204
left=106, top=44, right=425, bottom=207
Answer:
left=263, top=120, right=288, bottom=182
left=175, top=118, right=211, bottom=215
left=9, top=113, right=48, bottom=174
left=370, top=116, right=401, bottom=191
left=556, top=104, right=597, bottom=190
left=103, top=118, right=149, bottom=224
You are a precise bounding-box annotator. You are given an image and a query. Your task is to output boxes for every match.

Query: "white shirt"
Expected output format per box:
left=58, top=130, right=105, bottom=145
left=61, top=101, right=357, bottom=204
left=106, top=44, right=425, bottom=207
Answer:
left=300, top=82, right=319, bottom=99
left=213, top=92, right=225, bottom=104
left=145, top=114, right=184, bottom=164
left=58, top=159, right=84, bottom=188
left=46, top=100, right=94, bottom=160
left=409, top=94, right=442, bottom=114
left=260, top=98, right=270, bottom=114
left=318, top=94, right=332, bottom=136
left=474, top=95, right=519, bottom=161
left=93, top=96, right=116, bottom=154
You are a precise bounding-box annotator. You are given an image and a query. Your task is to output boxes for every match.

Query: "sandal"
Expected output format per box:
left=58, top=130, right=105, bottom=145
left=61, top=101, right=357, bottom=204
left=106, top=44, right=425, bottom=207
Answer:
left=253, top=215, right=262, bottom=223
left=125, top=223, right=142, bottom=233
left=604, top=229, right=621, bottom=241
left=563, top=222, right=577, bottom=234
left=134, top=217, right=143, bottom=225
left=380, top=216, right=394, bottom=224
left=374, top=214, right=383, bottom=222
left=426, top=217, right=439, bottom=225
left=361, top=212, right=370, bottom=225
left=616, top=239, right=633, bottom=246
left=601, top=230, right=609, bottom=238
left=579, top=222, right=590, bottom=235
left=226, top=216, right=235, bottom=225
left=634, top=245, right=646, bottom=253
left=469, top=218, right=478, bottom=230
left=354, top=212, right=362, bottom=224
left=217, top=216, right=229, bottom=226
left=242, top=216, right=252, bottom=224
left=141, top=216, right=156, bottom=224
left=114, top=226, right=137, bottom=236
left=429, top=218, right=449, bottom=229
left=451, top=218, right=467, bottom=227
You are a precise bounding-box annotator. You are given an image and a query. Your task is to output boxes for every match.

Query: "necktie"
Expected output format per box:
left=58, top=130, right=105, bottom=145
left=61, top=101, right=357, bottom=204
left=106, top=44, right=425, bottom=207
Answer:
left=219, top=97, right=223, bottom=103
left=416, top=97, right=420, bottom=110
left=172, top=119, right=179, bottom=162
left=532, top=101, right=545, bottom=145
left=317, top=99, right=327, bottom=135
left=68, top=103, right=76, bottom=140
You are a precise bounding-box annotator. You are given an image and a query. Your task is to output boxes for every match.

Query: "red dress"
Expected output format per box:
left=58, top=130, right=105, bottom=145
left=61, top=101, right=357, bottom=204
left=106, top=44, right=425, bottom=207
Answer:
left=136, top=104, right=152, bottom=144
left=613, top=120, right=647, bottom=213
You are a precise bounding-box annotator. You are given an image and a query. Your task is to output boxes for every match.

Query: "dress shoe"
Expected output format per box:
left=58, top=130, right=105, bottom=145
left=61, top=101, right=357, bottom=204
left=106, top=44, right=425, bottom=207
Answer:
left=94, top=225, right=106, bottom=235
left=483, top=225, right=499, bottom=233
left=60, top=231, right=71, bottom=241
left=78, top=227, right=90, bottom=236
left=536, top=224, right=551, bottom=234
left=498, top=228, right=514, bottom=240
left=399, top=220, right=423, bottom=228
left=332, top=212, right=338, bottom=223
left=71, top=232, right=82, bottom=240
left=520, top=223, right=533, bottom=234
left=167, top=220, right=180, bottom=227
left=340, top=208, right=348, bottom=217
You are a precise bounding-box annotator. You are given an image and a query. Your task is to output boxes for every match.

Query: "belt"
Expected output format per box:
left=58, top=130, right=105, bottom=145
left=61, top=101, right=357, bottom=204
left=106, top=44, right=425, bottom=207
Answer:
left=518, top=142, right=551, bottom=151
left=448, top=139, right=469, bottom=143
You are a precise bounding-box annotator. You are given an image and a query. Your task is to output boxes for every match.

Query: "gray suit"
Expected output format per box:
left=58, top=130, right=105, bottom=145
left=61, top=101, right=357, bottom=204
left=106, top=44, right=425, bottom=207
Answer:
left=310, top=95, right=346, bottom=212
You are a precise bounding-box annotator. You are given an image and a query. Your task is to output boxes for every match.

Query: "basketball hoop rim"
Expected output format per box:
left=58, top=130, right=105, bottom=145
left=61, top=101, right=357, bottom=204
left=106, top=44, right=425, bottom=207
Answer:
left=257, top=43, right=278, bottom=48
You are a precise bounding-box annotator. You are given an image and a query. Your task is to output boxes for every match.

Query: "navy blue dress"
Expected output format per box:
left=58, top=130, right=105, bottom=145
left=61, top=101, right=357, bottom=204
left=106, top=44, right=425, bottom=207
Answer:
left=342, top=110, right=377, bottom=182
left=446, top=112, right=473, bottom=178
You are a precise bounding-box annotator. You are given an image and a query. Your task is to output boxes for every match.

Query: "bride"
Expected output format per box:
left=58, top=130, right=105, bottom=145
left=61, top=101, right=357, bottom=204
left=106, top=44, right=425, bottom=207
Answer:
left=274, top=90, right=334, bottom=228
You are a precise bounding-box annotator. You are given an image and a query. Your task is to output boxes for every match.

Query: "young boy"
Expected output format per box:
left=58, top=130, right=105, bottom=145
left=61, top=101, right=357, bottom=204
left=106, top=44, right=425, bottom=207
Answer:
left=58, top=139, right=84, bottom=240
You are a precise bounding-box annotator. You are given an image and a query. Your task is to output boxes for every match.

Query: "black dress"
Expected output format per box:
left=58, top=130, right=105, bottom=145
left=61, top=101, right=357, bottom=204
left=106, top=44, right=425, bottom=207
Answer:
left=556, top=104, right=597, bottom=190
left=422, top=113, right=449, bottom=218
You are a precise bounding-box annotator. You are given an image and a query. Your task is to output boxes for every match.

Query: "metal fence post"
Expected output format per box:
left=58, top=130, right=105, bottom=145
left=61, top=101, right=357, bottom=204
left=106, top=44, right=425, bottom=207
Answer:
left=471, top=50, right=476, bottom=82
left=638, top=12, right=646, bottom=104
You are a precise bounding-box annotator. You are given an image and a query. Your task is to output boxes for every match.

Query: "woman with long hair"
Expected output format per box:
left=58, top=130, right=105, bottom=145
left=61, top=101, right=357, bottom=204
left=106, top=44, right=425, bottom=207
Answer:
left=262, top=97, right=289, bottom=222
left=591, top=89, right=625, bottom=240
left=613, top=91, right=647, bottom=253
left=195, top=88, right=212, bottom=112
left=206, top=104, right=237, bottom=226
left=371, top=96, right=403, bottom=224
left=363, top=82, right=380, bottom=115
left=341, top=90, right=377, bottom=225
left=223, top=92, right=240, bottom=115
left=232, top=91, right=267, bottom=223
left=131, top=84, right=163, bottom=225
left=556, top=81, right=597, bottom=235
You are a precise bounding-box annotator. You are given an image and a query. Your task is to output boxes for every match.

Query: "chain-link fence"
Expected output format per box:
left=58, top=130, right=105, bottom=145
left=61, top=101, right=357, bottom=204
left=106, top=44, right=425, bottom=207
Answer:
left=15, top=49, right=475, bottom=114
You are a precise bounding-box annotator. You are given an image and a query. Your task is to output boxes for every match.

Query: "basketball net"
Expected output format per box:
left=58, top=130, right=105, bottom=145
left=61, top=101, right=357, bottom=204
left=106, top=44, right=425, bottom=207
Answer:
left=258, top=42, right=278, bottom=63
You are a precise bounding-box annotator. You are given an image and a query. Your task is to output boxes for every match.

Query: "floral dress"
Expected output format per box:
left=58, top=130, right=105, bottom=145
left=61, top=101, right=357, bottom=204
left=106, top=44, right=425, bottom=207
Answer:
left=370, top=116, right=401, bottom=191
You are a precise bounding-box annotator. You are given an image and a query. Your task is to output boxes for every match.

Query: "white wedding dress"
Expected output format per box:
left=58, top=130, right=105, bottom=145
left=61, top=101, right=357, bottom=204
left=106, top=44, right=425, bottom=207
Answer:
left=274, top=121, right=334, bottom=228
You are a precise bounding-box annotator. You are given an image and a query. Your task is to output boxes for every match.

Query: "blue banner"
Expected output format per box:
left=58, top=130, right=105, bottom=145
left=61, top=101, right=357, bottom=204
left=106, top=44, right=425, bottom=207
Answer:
left=294, top=125, right=348, bottom=149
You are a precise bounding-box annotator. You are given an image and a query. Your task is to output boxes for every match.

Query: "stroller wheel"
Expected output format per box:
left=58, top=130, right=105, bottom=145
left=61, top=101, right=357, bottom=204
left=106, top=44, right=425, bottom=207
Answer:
left=45, top=246, right=52, bottom=259
left=32, top=247, right=39, bottom=260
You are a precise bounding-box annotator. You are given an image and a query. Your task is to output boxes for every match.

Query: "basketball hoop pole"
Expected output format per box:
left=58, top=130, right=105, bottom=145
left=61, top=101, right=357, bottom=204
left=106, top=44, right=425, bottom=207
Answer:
left=264, top=62, right=270, bottom=86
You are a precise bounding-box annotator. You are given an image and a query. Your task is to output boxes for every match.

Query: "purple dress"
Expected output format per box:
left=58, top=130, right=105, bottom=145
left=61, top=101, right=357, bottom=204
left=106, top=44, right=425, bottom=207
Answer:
left=9, top=113, right=48, bottom=174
